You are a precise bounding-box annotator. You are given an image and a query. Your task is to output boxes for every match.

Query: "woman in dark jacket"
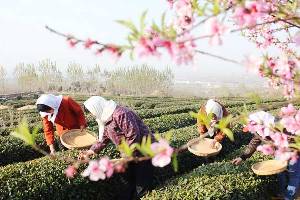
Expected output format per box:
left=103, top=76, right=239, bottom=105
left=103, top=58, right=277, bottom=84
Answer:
left=232, top=129, right=300, bottom=200
left=79, top=96, right=154, bottom=200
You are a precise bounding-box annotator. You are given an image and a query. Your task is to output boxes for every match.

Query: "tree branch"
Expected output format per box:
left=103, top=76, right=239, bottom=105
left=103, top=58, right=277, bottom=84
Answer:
left=195, top=50, right=241, bottom=65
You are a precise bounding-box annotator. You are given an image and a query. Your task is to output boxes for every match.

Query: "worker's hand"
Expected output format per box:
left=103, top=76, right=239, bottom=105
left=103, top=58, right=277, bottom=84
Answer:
left=207, top=128, right=215, bottom=137
left=210, top=139, right=217, bottom=149
left=231, top=157, right=243, bottom=165
left=80, top=125, right=85, bottom=132
left=210, top=120, right=217, bottom=128
left=49, top=144, right=56, bottom=155
left=78, top=149, right=95, bottom=160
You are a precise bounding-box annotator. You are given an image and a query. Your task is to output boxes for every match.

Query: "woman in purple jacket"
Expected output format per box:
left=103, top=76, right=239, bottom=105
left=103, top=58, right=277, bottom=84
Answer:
left=80, top=96, right=154, bottom=200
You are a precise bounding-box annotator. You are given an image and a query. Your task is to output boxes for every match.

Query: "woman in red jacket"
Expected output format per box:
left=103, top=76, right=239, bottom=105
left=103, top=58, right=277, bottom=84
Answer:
left=36, top=94, right=87, bottom=154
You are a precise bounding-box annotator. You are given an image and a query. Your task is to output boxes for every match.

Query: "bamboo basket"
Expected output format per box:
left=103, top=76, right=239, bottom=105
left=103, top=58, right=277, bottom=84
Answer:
left=60, top=129, right=97, bottom=149
left=252, top=160, right=288, bottom=176
left=187, top=138, right=222, bottom=157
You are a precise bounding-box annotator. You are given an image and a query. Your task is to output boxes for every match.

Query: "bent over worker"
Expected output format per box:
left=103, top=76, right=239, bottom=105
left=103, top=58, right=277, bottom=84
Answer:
left=36, top=94, right=87, bottom=154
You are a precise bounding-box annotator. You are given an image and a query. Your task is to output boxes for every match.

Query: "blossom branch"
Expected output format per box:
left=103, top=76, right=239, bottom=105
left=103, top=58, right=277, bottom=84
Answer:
left=271, top=14, right=300, bottom=29
left=45, top=25, right=106, bottom=47
left=188, top=17, right=299, bottom=43
left=178, top=4, right=234, bottom=36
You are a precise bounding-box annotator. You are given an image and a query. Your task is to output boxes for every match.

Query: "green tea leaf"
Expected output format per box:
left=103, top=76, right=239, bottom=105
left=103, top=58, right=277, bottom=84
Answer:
left=289, top=143, right=300, bottom=150
left=116, top=20, right=139, bottom=35
left=118, top=138, right=133, bottom=156
left=212, top=0, right=220, bottom=14
left=10, top=118, right=36, bottom=146
left=217, top=115, right=233, bottom=130
left=151, top=21, right=161, bottom=33
left=161, top=12, right=166, bottom=32
left=222, top=128, right=234, bottom=141
left=140, top=10, right=147, bottom=34
left=136, top=136, right=154, bottom=157
left=294, top=136, right=300, bottom=145
left=189, top=111, right=212, bottom=129
left=164, top=131, right=173, bottom=142
left=172, top=153, right=178, bottom=172
left=247, top=93, right=262, bottom=107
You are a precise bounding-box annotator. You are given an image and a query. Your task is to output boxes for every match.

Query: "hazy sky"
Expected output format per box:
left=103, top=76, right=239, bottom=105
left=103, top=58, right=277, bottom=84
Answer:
left=0, top=0, right=266, bottom=83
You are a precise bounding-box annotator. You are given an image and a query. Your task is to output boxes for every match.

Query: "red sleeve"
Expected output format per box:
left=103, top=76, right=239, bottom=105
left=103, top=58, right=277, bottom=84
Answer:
left=198, top=125, right=208, bottom=134
left=67, top=97, right=87, bottom=127
left=214, top=102, right=229, bottom=142
left=214, top=131, right=225, bottom=142
left=42, top=117, right=55, bottom=145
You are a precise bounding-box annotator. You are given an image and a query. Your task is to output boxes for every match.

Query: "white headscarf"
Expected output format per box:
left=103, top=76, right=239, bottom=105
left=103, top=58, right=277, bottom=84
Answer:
left=83, top=96, right=117, bottom=140
left=36, top=94, right=63, bottom=124
left=205, top=99, right=223, bottom=120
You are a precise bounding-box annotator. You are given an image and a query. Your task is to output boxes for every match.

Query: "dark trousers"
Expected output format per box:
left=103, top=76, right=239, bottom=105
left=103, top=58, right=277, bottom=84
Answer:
left=278, top=158, right=300, bottom=200
left=118, top=160, right=154, bottom=200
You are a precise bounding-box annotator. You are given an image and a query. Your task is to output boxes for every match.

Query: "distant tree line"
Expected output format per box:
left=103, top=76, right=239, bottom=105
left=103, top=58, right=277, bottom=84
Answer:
left=0, top=60, right=174, bottom=96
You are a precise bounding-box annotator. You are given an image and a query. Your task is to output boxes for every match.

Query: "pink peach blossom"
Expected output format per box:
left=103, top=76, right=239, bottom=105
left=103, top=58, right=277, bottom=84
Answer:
left=82, top=160, right=106, bottom=181
left=99, top=157, right=114, bottom=178
left=249, top=111, right=275, bottom=128
left=293, top=32, right=300, bottom=47
left=257, top=144, right=274, bottom=155
left=243, top=55, right=263, bottom=74
left=270, top=132, right=289, bottom=148
left=275, top=148, right=298, bottom=164
left=206, top=17, right=227, bottom=45
left=167, top=0, right=174, bottom=8
left=135, top=37, right=160, bottom=57
left=233, top=1, right=269, bottom=27
left=67, top=39, right=78, bottom=48
left=281, top=114, right=300, bottom=135
left=84, top=38, right=97, bottom=49
left=173, top=0, right=194, bottom=32
left=247, top=111, right=275, bottom=138
left=280, top=104, right=297, bottom=117
left=151, top=139, right=174, bottom=167
left=172, top=34, right=196, bottom=65
left=65, top=165, right=77, bottom=179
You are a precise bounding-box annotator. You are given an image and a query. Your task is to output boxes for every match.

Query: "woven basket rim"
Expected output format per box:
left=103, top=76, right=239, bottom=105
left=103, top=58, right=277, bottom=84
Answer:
left=187, top=137, right=222, bottom=157
left=60, top=129, right=97, bottom=149
left=251, top=160, right=288, bottom=176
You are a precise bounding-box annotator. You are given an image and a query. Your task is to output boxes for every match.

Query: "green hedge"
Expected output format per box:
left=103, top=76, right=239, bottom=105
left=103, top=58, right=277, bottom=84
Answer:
left=0, top=123, right=254, bottom=199
left=0, top=98, right=267, bottom=167
left=0, top=135, right=45, bottom=166
left=0, top=146, right=122, bottom=200
left=136, top=104, right=199, bottom=119
left=144, top=113, right=196, bottom=133
left=87, top=112, right=196, bottom=133
left=0, top=97, right=285, bottom=199
left=0, top=111, right=195, bottom=166
left=144, top=155, right=277, bottom=200
left=153, top=123, right=253, bottom=184
left=0, top=104, right=256, bottom=167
